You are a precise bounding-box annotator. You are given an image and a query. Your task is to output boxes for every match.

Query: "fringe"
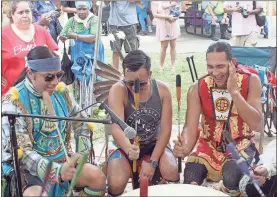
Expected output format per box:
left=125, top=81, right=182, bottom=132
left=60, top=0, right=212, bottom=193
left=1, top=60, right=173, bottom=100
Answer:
left=186, top=156, right=223, bottom=182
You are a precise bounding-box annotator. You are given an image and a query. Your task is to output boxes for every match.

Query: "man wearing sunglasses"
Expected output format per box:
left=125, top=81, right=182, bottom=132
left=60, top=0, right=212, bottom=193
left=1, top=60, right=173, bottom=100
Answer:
left=2, top=46, right=106, bottom=197
left=107, top=50, right=179, bottom=196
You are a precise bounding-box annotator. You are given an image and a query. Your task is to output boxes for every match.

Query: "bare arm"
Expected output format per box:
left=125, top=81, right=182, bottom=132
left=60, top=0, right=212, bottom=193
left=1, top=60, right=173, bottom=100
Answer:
left=231, top=74, right=263, bottom=132
left=207, top=5, right=216, bottom=17
left=61, top=6, right=77, bottom=14
left=108, top=83, right=132, bottom=154
left=249, top=8, right=263, bottom=15
left=150, top=82, right=172, bottom=161
left=224, top=4, right=241, bottom=14
left=181, top=82, right=201, bottom=155
left=77, top=34, right=96, bottom=43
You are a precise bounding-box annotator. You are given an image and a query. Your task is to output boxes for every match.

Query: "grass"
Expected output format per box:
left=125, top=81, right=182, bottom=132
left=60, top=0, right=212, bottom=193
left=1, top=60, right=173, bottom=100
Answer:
left=92, top=50, right=207, bottom=140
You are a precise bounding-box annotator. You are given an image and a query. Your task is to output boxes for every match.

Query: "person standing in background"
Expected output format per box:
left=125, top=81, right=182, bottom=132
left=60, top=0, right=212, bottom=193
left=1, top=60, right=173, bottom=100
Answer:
left=151, top=1, right=180, bottom=73
left=224, top=1, right=265, bottom=47
left=2, top=1, right=58, bottom=95
left=106, top=0, right=140, bottom=70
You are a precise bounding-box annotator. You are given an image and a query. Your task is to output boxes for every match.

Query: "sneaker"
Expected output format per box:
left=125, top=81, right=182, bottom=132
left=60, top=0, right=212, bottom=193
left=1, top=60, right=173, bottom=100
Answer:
left=171, top=67, right=176, bottom=73
left=148, top=26, right=153, bottom=33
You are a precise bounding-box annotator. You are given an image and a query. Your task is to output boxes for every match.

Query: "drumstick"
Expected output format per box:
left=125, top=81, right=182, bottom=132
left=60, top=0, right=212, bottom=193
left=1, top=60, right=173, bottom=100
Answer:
left=176, top=75, right=182, bottom=173
left=42, top=92, right=70, bottom=163
left=39, top=161, right=53, bottom=197
left=140, top=176, right=148, bottom=197
left=133, top=77, right=140, bottom=173
left=67, top=153, right=88, bottom=197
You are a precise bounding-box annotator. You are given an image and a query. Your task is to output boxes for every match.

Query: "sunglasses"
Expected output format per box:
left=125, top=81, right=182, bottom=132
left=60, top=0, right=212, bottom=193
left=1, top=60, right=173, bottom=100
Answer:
left=43, top=71, right=64, bottom=82
left=123, top=80, right=149, bottom=88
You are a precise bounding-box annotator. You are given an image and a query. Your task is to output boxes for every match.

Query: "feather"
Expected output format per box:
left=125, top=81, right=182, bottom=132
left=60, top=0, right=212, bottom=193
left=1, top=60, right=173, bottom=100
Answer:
left=95, top=69, right=121, bottom=81
left=96, top=61, right=121, bottom=77
left=94, top=86, right=112, bottom=96
left=95, top=90, right=109, bottom=102
left=94, top=80, right=118, bottom=89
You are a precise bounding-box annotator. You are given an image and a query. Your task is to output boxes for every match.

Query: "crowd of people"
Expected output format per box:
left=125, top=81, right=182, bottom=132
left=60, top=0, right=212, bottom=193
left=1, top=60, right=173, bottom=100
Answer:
left=1, top=1, right=276, bottom=197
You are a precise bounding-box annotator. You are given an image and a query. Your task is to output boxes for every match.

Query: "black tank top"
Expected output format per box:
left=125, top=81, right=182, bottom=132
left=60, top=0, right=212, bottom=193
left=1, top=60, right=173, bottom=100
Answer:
left=123, top=79, right=162, bottom=146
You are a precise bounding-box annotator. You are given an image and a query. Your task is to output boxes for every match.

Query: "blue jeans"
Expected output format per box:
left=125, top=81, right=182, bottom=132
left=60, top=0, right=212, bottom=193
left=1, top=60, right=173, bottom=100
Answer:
left=138, top=11, right=147, bottom=32
left=264, top=17, right=268, bottom=35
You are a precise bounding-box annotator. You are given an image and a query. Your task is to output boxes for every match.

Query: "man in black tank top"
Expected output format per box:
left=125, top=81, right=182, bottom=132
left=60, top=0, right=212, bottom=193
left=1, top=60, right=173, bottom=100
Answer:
left=107, top=50, right=179, bottom=196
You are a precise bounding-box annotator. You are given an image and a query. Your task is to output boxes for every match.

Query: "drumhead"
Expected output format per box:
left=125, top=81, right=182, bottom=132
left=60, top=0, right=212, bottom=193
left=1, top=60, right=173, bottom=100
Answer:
left=122, top=184, right=229, bottom=196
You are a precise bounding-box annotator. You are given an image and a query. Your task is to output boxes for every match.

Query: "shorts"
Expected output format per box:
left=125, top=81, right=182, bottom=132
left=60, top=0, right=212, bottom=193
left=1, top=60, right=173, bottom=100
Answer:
left=232, top=31, right=258, bottom=47
left=109, top=24, right=138, bottom=53
left=21, top=170, right=43, bottom=191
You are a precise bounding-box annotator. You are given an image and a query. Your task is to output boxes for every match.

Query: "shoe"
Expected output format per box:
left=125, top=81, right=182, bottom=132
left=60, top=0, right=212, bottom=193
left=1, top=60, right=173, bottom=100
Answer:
left=220, top=24, right=230, bottom=40
left=211, top=25, right=219, bottom=41
left=141, top=31, right=147, bottom=36
left=264, top=34, right=268, bottom=39
left=148, top=26, right=153, bottom=33
left=158, top=68, right=164, bottom=73
left=171, top=67, right=176, bottom=72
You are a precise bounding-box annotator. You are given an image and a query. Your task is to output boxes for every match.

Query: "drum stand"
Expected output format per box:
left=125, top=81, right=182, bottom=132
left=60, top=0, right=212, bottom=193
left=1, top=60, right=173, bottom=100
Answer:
left=8, top=115, right=23, bottom=197
left=2, top=112, right=111, bottom=197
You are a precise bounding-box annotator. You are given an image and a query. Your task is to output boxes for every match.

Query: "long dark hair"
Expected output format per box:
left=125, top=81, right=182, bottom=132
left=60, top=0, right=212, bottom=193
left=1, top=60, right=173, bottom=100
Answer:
left=13, top=46, right=58, bottom=85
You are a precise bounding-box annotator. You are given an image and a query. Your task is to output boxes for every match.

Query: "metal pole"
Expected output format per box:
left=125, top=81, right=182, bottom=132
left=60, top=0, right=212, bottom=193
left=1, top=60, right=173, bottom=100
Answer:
left=268, top=1, right=273, bottom=39
left=90, top=1, right=104, bottom=109
left=8, top=115, right=23, bottom=197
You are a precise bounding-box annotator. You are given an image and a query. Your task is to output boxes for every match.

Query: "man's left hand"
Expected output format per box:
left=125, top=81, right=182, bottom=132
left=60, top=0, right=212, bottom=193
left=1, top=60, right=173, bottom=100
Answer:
left=139, top=161, right=156, bottom=180
left=227, top=61, right=239, bottom=95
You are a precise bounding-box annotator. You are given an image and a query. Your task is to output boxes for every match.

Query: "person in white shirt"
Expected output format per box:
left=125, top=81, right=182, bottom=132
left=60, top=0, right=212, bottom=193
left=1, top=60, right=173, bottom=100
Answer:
left=224, top=1, right=265, bottom=47
left=240, top=139, right=276, bottom=197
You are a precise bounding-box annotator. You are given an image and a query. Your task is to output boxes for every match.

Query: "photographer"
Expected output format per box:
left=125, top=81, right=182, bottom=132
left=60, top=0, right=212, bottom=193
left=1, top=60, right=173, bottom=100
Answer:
left=224, top=1, right=265, bottom=47
left=31, top=1, right=62, bottom=43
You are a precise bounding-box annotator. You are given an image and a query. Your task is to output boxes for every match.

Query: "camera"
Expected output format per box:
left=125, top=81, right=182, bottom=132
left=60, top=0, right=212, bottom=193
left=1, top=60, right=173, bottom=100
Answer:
left=242, top=8, right=249, bottom=18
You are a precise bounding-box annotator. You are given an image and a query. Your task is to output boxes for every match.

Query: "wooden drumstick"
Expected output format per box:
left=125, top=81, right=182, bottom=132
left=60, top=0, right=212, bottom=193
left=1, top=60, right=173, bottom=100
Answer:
left=42, top=92, right=70, bottom=163
left=39, top=161, right=53, bottom=197
left=176, top=75, right=182, bottom=173
left=133, top=77, right=140, bottom=173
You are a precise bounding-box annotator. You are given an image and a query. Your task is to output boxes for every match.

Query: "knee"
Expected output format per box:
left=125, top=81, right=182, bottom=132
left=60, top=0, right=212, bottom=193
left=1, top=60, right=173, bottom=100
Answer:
left=24, top=186, right=44, bottom=197
left=161, top=165, right=179, bottom=182
left=161, top=45, right=168, bottom=51
left=222, top=161, right=242, bottom=190
left=108, top=177, right=128, bottom=195
left=183, top=163, right=207, bottom=185
left=86, top=165, right=106, bottom=187
left=170, top=42, right=176, bottom=49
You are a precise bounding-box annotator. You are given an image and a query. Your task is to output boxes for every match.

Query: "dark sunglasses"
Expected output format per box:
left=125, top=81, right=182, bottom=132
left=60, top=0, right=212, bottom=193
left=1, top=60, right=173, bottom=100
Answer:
left=44, top=71, right=64, bottom=82
left=123, top=80, right=149, bottom=88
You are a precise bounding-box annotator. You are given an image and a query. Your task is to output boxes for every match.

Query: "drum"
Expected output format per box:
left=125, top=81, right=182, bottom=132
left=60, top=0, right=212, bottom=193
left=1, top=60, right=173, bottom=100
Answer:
left=122, top=184, right=229, bottom=196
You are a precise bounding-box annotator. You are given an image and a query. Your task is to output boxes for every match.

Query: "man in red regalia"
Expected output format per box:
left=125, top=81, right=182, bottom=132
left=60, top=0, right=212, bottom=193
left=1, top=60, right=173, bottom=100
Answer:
left=173, top=42, right=263, bottom=196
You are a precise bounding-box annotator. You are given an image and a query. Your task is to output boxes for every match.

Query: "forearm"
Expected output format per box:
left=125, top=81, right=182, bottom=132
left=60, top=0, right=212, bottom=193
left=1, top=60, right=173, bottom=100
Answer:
left=249, top=8, right=263, bottom=15
left=77, top=34, right=96, bottom=43
left=153, top=13, right=170, bottom=20
left=61, top=7, right=77, bottom=14
left=231, top=92, right=263, bottom=131
left=207, top=6, right=215, bottom=17
left=181, top=127, right=198, bottom=155
left=112, top=127, right=132, bottom=154
left=151, top=131, right=171, bottom=161
left=224, top=7, right=235, bottom=14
